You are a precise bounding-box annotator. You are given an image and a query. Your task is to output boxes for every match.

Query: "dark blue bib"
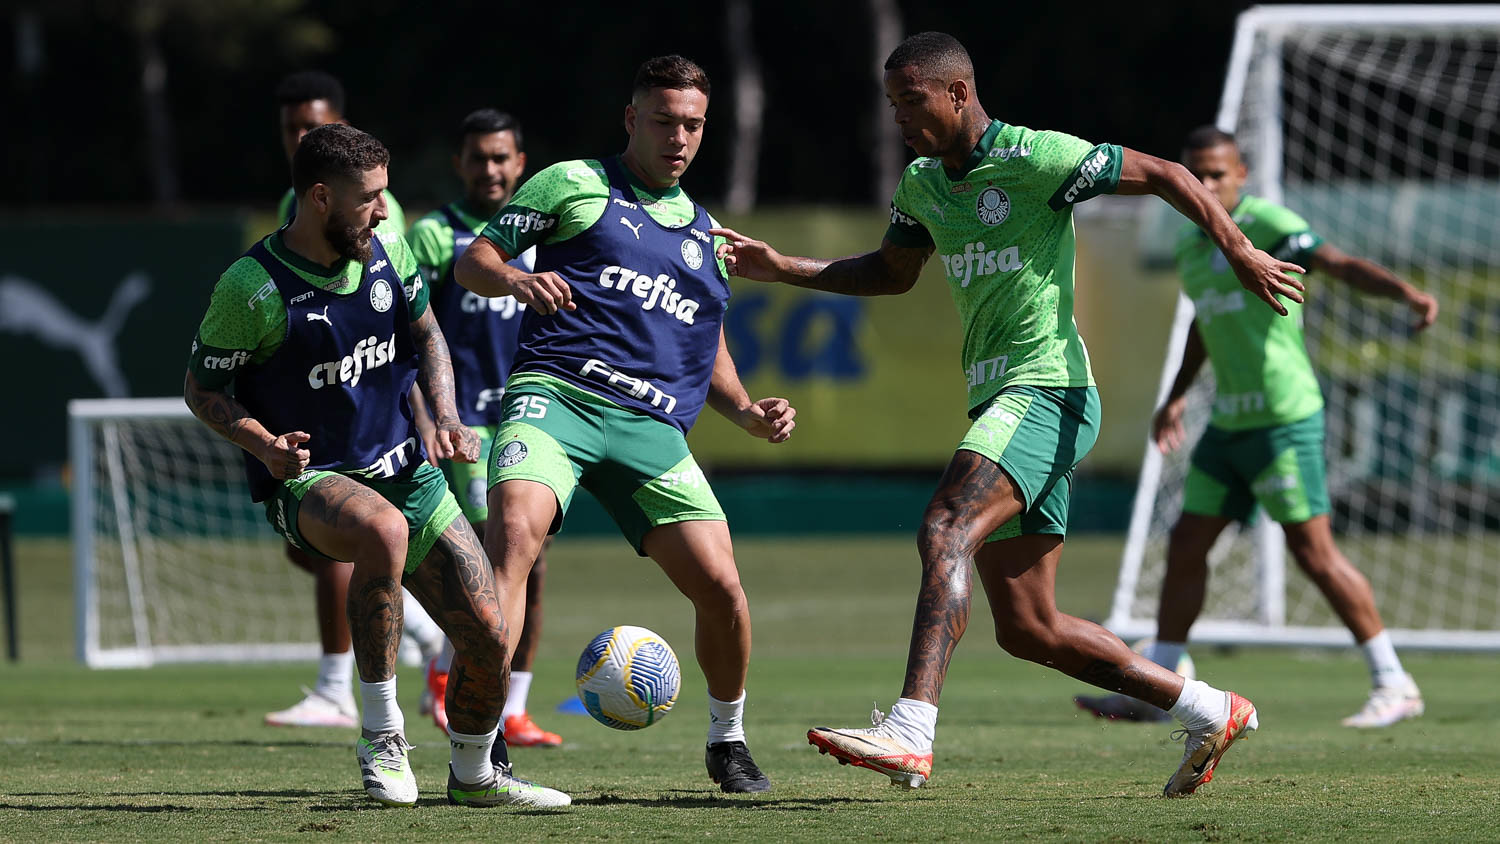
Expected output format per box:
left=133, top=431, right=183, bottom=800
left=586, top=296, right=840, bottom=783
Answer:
left=430, top=204, right=528, bottom=426
left=512, top=157, right=729, bottom=432
left=235, top=236, right=422, bottom=501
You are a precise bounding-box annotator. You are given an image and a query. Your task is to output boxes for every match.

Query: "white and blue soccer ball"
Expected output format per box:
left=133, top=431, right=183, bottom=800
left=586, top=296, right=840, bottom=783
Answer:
left=575, top=625, right=681, bottom=730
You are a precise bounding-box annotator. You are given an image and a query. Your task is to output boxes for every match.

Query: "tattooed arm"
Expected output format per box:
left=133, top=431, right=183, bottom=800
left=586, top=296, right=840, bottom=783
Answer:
left=183, top=370, right=311, bottom=479
left=710, top=228, right=932, bottom=297
left=410, top=307, right=479, bottom=463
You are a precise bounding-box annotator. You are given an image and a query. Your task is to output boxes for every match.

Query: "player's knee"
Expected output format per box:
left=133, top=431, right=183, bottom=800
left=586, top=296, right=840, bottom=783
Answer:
left=358, top=510, right=409, bottom=570
left=994, top=613, right=1055, bottom=661
left=695, top=573, right=748, bottom=620
left=918, top=505, right=974, bottom=561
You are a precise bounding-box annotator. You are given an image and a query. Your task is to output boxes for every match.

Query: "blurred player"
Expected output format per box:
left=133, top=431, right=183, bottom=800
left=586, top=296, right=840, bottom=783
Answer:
left=263, top=70, right=440, bottom=729
left=1075, top=127, right=1436, bottom=728
left=455, top=55, right=795, bottom=794
left=406, top=109, right=562, bottom=746
left=185, top=124, right=567, bottom=807
left=713, top=32, right=1306, bottom=796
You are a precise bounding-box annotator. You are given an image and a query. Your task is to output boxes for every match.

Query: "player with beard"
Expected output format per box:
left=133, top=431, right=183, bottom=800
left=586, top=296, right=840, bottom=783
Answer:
left=186, top=124, right=569, bottom=808
left=406, top=109, right=563, bottom=746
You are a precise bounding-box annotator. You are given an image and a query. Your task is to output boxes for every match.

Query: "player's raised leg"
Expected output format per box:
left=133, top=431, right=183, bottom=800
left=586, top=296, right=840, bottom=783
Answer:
left=643, top=520, right=770, bottom=794
left=404, top=515, right=570, bottom=808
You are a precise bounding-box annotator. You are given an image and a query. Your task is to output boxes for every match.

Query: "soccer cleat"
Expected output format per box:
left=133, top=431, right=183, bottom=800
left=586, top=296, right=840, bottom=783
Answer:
left=447, top=761, right=571, bottom=808
left=1341, top=674, right=1424, bottom=728
left=1163, top=691, right=1258, bottom=797
left=265, top=686, right=358, bottom=728
left=356, top=729, right=417, bottom=806
left=808, top=708, right=933, bottom=789
left=1074, top=693, right=1172, bottom=723
left=705, top=741, right=772, bottom=793
left=504, top=712, right=563, bottom=747
left=424, top=658, right=449, bottom=733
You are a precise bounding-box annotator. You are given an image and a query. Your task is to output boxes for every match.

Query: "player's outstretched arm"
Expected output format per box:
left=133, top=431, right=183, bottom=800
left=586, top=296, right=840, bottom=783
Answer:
left=1152, top=319, right=1209, bottom=454
left=454, top=236, right=575, bottom=314
left=706, top=326, right=796, bottom=444
left=183, top=370, right=311, bottom=479
left=410, top=308, right=477, bottom=464
left=1310, top=243, right=1439, bottom=332
left=711, top=226, right=930, bottom=297
left=1117, top=149, right=1306, bottom=316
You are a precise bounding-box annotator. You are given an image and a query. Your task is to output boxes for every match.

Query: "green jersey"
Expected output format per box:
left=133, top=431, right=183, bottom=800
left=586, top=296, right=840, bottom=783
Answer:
left=479, top=158, right=729, bottom=278
left=187, top=229, right=429, bottom=389
left=408, top=201, right=492, bottom=287
left=886, top=120, right=1121, bottom=411
left=277, top=187, right=406, bottom=232
left=1174, top=194, right=1325, bottom=430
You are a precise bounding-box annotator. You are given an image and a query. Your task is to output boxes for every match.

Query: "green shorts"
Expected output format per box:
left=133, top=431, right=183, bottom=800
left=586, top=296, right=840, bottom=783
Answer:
left=264, top=461, right=462, bottom=575
left=1183, top=410, right=1330, bottom=524
left=488, top=374, right=725, bottom=554
left=957, top=385, right=1102, bottom=542
left=442, top=424, right=498, bottom=524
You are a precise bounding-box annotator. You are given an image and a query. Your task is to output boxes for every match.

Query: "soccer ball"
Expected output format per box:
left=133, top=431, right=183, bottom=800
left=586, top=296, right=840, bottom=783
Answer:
left=1131, top=637, right=1196, bottom=679
left=575, top=625, right=681, bottom=730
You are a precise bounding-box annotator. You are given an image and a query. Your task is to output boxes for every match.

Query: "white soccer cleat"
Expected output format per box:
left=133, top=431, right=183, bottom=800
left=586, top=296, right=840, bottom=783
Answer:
left=265, top=687, right=358, bottom=728
left=1163, top=691, right=1258, bottom=797
left=1342, top=674, right=1424, bottom=728
left=447, top=762, right=572, bottom=808
left=808, top=707, right=933, bottom=788
left=357, top=729, right=417, bottom=806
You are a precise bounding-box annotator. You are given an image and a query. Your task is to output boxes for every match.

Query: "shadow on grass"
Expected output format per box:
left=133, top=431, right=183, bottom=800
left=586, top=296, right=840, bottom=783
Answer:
left=570, top=791, right=886, bottom=810
left=4, top=738, right=350, bottom=748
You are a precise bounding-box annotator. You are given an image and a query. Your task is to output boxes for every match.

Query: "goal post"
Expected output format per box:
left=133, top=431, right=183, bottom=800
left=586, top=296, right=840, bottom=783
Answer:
left=70, top=398, right=321, bottom=667
left=1108, top=5, right=1500, bottom=651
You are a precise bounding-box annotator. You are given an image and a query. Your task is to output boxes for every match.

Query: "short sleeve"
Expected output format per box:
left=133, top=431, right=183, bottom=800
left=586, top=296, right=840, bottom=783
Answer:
left=479, top=160, right=590, bottom=258
left=884, top=173, right=934, bottom=248
left=1041, top=133, right=1124, bottom=210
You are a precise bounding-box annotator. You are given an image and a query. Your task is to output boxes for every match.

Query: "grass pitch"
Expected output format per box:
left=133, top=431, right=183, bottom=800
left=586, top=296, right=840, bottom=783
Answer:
left=2, top=535, right=1498, bottom=841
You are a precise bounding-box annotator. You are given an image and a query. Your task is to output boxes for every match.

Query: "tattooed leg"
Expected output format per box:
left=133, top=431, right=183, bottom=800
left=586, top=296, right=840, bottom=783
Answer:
left=295, top=475, right=409, bottom=683
left=973, top=535, right=1186, bottom=710
left=901, top=450, right=1026, bottom=705
left=406, top=516, right=506, bottom=736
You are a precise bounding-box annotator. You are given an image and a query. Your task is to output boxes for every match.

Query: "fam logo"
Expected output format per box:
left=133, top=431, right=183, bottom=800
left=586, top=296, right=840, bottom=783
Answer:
left=681, top=238, right=704, bottom=270
left=370, top=278, right=394, bottom=312
left=976, top=187, right=1010, bottom=226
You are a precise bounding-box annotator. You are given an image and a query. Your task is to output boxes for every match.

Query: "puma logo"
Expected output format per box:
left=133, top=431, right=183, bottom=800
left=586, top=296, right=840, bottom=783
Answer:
left=619, top=216, right=643, bottom=239
left=306, top=306, right=332, bottom=326
left=0, top=272, right=151, bottom=397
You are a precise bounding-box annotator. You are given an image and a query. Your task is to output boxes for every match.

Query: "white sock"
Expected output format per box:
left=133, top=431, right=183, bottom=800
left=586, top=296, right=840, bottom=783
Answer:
left=503, top=671, right=533, bottom=719
left=1168, top=679, right=1229, bottom=732
left=435, top=638, right=455, bottom=673
left=707, top=691, right=747, bottom=744
left=316, top=651, right=355, bottom=702
left=884, top=698, right=938, bottom=752
left=359, top=677, right=404, bottom=735
left=1358, top=630, right=1406, bottom=688
left=401, top=589, right=444, bottom=661
left=449, top=726, right=498, bottom=784
left=1146, top=640, right=1187, bottom=671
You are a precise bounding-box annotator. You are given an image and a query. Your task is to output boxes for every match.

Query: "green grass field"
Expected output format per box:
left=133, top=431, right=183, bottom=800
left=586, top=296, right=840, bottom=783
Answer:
left=2, top=535, right=1498, bottom=841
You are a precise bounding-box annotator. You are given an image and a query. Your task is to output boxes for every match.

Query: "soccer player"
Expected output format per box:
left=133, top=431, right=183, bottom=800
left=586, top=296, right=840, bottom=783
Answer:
left=185, top=124, right=568, bottom=808
left=712, top=33, right=1305, bottom=796
left=263, top=70, right=439, bottom=729
left=1075, top=126, right=1436, bottom=728
left=454, top=55, right=795, bottom=794
left=407, top=108, right=562, bottom=746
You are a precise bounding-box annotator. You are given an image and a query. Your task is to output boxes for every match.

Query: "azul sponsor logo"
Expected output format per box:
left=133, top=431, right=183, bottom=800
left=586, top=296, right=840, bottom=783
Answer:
left=306, top=334, right=398, bottom=389
left=976, top=187, right=1010, bottom=225
left=580, top=359, right=678, bottom=413
left=681, top=238, right=704, bottom=270
left=370, top=278, right=394, bottom=312
left=1216, top=390, right=1267, bottom=416
left=1062, top=148, right=1112, bottom=204
left=940, top=241, right=1023, bottom=288
left=967, top=355, right=1009, bottom=389
left=460, top=291, right=524, bottom=318
left=988, top=143, right=1033, bottom=160
left=202, top=349, right=251, bottom=371
left=1193, top=288, right=1245, bottom=323
left=493, top=209, right=557, bottom=234
left=890, top=204, right=919, bottom=227
left=597, top=265, right=702, bottom=324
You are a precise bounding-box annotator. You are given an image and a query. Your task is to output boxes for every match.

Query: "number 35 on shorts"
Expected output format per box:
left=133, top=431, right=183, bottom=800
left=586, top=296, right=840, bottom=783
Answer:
left=506, top=395, right=551, bottom=421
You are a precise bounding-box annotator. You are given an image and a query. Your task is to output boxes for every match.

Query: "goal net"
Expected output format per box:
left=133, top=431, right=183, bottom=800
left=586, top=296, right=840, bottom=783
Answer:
left=71, top=398, right=321, bottom=666
left=1108, top=5, right=1500, bottom=650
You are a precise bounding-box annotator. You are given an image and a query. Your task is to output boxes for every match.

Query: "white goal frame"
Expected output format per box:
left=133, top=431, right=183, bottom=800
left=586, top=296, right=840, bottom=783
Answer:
left=1106, top=4, right=1500, bottom=651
